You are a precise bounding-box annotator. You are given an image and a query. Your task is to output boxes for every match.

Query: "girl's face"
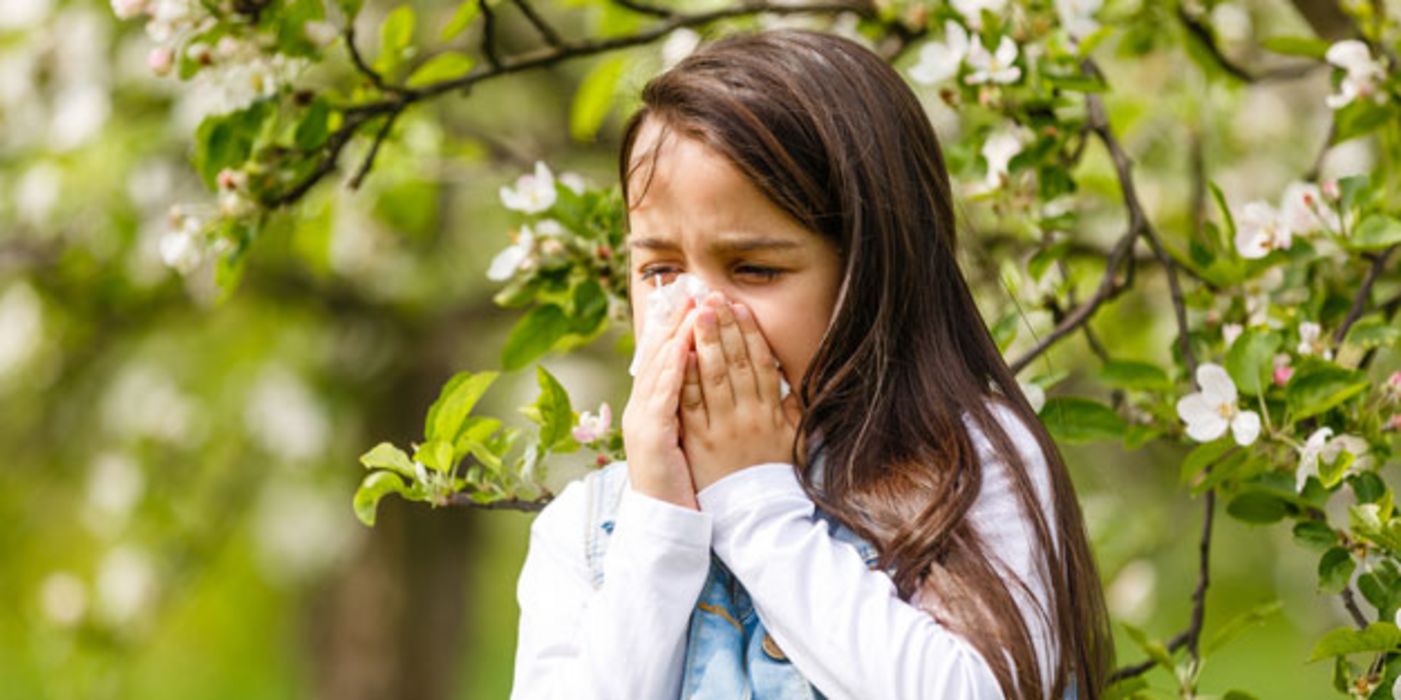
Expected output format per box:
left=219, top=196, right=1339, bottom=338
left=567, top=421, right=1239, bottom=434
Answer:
left=625, top=118, right=844, bottom=390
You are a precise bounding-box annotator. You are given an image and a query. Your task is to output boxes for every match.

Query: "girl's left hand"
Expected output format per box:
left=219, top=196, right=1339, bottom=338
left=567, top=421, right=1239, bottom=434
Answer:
left=680, top=292, right=802, bottom=493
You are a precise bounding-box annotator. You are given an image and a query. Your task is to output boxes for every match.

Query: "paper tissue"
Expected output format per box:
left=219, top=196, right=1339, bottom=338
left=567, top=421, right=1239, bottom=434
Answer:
left=629, top=273, right=790, bottom=399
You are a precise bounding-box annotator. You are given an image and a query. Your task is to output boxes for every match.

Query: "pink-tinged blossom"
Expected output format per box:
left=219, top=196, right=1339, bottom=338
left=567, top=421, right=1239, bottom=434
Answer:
left=1324, top=40, right=1386, bottom=110
left=1234, top=201, right=1290, bottom=259
left=572, top=402, right=612, bottom=444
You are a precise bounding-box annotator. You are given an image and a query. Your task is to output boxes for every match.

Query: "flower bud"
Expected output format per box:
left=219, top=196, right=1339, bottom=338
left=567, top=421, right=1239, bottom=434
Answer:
left=147, top=47, right=174, bottom=76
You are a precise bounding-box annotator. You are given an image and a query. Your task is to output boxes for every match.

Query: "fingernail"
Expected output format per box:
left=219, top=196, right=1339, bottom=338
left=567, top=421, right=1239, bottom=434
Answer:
left=733, top=304, right=749, bottom=321
left=699, top=310, right=717, bottom=329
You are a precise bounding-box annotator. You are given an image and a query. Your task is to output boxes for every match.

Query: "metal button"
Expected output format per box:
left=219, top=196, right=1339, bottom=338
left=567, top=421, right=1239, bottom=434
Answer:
left=760, top=632, right=787, bottom=661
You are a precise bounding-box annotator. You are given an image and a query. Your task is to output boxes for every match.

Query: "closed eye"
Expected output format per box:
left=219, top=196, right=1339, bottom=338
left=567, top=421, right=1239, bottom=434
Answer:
left=735, top=265, right=783, bottom=282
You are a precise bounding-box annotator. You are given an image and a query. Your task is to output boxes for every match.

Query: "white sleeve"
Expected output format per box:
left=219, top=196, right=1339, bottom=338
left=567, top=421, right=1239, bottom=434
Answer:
left=511, top=478, right=714, bottom=700
left=697, top=463, right=1006, bottom=700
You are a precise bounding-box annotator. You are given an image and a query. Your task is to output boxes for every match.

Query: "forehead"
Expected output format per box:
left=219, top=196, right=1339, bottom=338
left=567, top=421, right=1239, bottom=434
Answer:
left=625, top=119, right=804, bottom=247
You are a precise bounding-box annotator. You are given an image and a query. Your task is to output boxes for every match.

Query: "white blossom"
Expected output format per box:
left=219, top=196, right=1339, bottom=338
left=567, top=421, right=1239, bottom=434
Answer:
left=909, top=21, right=969, bottom=86
left=39, top=572, right=87, bottom=627
left=1222, top=322, right=1243, bottom=348
left=96, top=545, right=156, bottom=624
left=1297, top=321, right=1333, bottom=360
left=1324, top=40, right=1386, bottom=110
left=1055, top=0, right=1101, bottom=40
left=965, top=35, right=1021, bottom=85
left=981, top=125, right=1028, bottom=190
left=160, top=208, right=208, bottom=274
left=303, top=20, right=339, bottom=47
left=558, top=171, right=588, bottom=195
left=499, top=160, right=558, bottom=213
left=1018, top=379, right=1045, bottom=413
left=661, top=28, right=701, bottom=70
left=1175, top=362, right=1261, bottom=445
left=486, top=225, right=536, bottom=281
left=951, top=0, right=1006, bottom=28
left=0, top=282, right=43, bottom=378
left=1279, top=181, right=1341, bottom=235
left=572, top=402, right=613, bottom=443
left=110, top=0, right=147, bottom=19
left=1296, top=426, right=1372, bottom=490
left=1234, top=201, right=1290, bottom=259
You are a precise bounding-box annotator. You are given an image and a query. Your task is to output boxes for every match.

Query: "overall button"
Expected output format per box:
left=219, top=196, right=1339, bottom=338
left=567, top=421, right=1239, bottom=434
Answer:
left=760, top=632, right=787, bottom=661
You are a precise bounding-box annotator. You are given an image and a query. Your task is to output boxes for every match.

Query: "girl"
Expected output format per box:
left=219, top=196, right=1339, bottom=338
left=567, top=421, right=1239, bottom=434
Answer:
left=511, top=29, right=1113, bottom=700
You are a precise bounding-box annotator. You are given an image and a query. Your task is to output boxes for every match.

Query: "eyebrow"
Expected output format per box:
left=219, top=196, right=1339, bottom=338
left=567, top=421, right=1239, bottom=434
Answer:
left=627, top=235, right=803, bottom=254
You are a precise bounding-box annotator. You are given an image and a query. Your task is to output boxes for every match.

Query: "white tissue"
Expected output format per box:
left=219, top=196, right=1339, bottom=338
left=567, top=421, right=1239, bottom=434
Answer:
left=629, top=273, right=790, bottom=399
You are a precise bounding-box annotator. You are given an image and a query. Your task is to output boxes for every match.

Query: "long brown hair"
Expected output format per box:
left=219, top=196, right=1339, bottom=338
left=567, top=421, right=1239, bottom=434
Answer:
left=616, top=28, right=1113, bottom=699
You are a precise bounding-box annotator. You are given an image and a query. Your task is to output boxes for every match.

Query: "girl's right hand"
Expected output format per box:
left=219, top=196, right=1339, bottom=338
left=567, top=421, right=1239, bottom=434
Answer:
left=621, top=296, right=702, bottom=510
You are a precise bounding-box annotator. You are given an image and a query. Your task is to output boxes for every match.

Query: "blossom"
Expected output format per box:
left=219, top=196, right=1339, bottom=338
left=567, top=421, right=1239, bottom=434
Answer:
left=909, top=21, right=969, bottom=86
left=147, top=47, right=174, bottom=76
left=1222, top=322, right=1243, bottom=348
left=1018, top=379, right=1045, bottom=413
left=1296, top=426, right=1372, bottom=490
left=1175, top=362, right=1261, bottom=445
left=1297, top=321, right=1333, bottom=360
left=951, top=0, right=1006, bottom=28
left=1324, top=40, right=1386, bottom=110
left=160, top=207, right=208, bottom=274
left=981, top=125, right=1027, bottom=190
left=572, top=402, right=612, bottom=443
left=1234, top=201, right=1290, bottom=259
left=660, top=28, right=700, bottom=70
left=303, top=20, right=339, bottom=47
left=486, top=225, right=536, bottom=281
left=1272, top=353, right=1293, bottom=386
left=965, top=36, right=1021, bottom=85
left=499, top=161, right=557, bottom=213
left=1055, top=0, right=1102, bottom=40
left=559, top=171, right=588, bottom=195
left=1279, top=181, right=1340, bottom=236
left=110, top=0, right=148, bottom=19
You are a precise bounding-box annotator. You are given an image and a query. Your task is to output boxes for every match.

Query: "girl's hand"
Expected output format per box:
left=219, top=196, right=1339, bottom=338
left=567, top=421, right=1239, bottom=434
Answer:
left=681, top=292, right=801, bottom=494
left=621, top=295, right=703, bottom=510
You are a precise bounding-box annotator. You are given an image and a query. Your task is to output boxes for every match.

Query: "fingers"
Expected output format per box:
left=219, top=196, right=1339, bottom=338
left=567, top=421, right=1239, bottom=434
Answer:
left=694, top=301, right=735, bottom=412
left=646, top=311, right=699, bottom=413
left=731, top=301, right=779, bottom=405
left=707, top=296, right=760, bottom=405
left=637, top=295, right=696, bottom=380
left=681, top=349, right=706, bottom=429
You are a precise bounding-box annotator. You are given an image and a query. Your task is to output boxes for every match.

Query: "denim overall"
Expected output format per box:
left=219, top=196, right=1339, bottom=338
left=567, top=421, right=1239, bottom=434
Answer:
left=580, top=457, right=1079, bottom=700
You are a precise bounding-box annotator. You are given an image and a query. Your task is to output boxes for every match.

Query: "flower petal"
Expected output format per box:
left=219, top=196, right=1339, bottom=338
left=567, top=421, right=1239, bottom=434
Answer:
left=1196, top=363, right=1237, bottom=404
left=1231, top=410, right=1260, bottom=446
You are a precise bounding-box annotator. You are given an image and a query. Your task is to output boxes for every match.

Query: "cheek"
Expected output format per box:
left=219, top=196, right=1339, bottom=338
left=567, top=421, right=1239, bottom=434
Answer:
left=745, top=302, right=826, bottom=383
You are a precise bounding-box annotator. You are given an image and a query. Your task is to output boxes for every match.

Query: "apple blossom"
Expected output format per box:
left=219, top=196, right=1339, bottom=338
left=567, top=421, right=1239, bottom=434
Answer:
left=1296, top=321, right=1333, bottom=360
left=1296, top=426, right=1373, bottom=490
left=951, top=0, right=1006, bottom=29
left=965, top=35, right=1021, bottom=85
left=1234, top=200, right=1290, bottom=259
left=1222, top=322, right=1243, bottom=347
left=1175, top=362, right=1261, bottom=445
left=110, top=0, right=148, bottom=20
left=499, top=161, right=557, bottom=214
left=303, top=20, right=339, bottom=48
left=147, top=46, right=174, bottom=76
left=571, top=402, right=612, bottom=444
left=908, top=21, right=969, bottom=86
left=1055, top=0, right=1102, bottom=40
left=981, top=125, right=1027, bottom=190
left=1272, top=353, right=1293, bottom=386
left=660, top=27, right=701, bottom=70
left=1324, top=40, right=1386, bottom=110
left=1279, top=181, right=1341, bottom=235
left=486, top=225, right=536, bottom=281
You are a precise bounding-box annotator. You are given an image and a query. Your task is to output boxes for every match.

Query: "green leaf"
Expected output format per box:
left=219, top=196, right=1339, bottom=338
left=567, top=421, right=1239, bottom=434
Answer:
left=1179, top=438, right=1235, bottom=485
left=1259, top=35, right=1330, bottom=59
left=1225, top=491, right=1291, bottom=524
left=532, top=365, right=574, bottom=451
left=1208, top=183, right=1236, bottom=250
left=1292, top=520, right=1338, bottom=552
left=1121, top=623, right=1175, bottom=671
left=1205, top=600, right=1281, bottom=655
left=1226, top=329, right=1280, bottom=396
left=1043, top=72, right=1108, bottom=92
left=1308, top=623, right=1401, bottom=662
left=414, top=438, right=456, bottom=473
left=1332, top=99, right=1396, bottom=144
left=456, top=416, right=505, bottom=473
left=337, top=0, right=364, bottom=20
left=1285, top=367, right=1369, bottom=420
left=1098, top=360, right=1170, bottom=392
left=407, top=51, right=475, bottom=88
left=353, top=471, right=410, bottom=526
left=1039, top=396, right=1126, bottom=444
left=424, top=370, right=499, bottom=443
left=501, top=304, right=572, bottom=371
left=1350, top=501, right=1401, bottom=552
left=1317, top=546, right=1356, bottom=593
left=1342, top=314, right=1401, bottom=348
left=1347, top=214, right=1401, bottom=252
left=441, top=0, right=481, bottom=41
left=376, top=5, right=416, bottom=76
left=359, top=441, right=416, bottom=478
left=294, top=99, right=332, bottom=151
left=570, top=55, right=627, bottom=143
left=192, top=100, right=273, bottom=190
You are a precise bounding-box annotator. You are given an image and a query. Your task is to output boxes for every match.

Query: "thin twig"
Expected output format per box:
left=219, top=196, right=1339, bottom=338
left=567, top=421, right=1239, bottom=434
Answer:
left=479, top=0, right=502, bottom=70
left=511, top=0, right=567, bottom=48
left=446, top=493, right=553, bottom=511
left=1333, top=245, right=1398, bottom=345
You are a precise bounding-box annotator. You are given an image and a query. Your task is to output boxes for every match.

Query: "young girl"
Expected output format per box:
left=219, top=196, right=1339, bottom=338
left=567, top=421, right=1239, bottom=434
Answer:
left=511, top=29, right=1112, bottom=700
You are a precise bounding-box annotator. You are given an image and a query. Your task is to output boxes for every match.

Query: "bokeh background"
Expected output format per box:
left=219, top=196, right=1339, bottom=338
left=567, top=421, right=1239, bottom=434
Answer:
left=0, top=0, right=1391, bottom=697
